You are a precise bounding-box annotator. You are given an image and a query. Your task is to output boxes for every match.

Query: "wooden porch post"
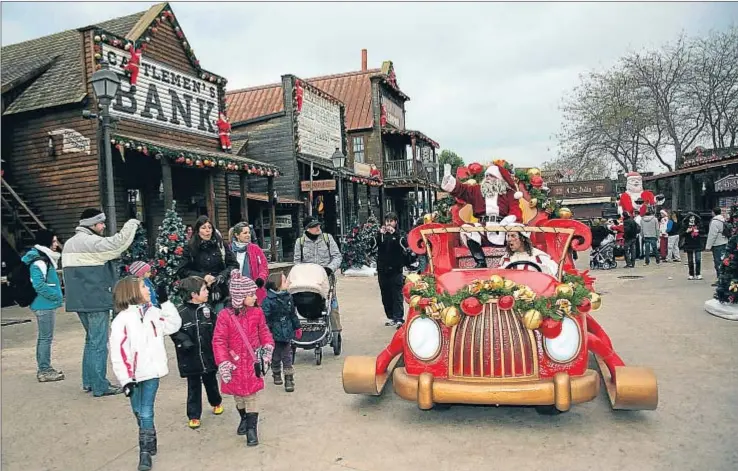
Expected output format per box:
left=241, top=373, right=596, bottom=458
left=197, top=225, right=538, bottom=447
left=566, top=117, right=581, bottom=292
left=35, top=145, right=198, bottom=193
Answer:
left=205, top=170, right=216, bottom=223
left=353, top=182, right=359, bottom=224
left=268, top=176, right=278, bottom=262
left=240, top=173, right=249, bottom=223
left=367, top=185, right=372, bottom=218
left=379, top=185, right=385, bottom=222
left=259, top=209, right=266, bottom=251
left=161, top=158, right=174, bottom=209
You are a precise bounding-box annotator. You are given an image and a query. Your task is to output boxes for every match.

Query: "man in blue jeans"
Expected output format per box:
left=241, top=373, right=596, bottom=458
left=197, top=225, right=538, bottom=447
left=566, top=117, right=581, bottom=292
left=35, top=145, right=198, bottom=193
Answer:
left=62, top=208, right=140, bottom=397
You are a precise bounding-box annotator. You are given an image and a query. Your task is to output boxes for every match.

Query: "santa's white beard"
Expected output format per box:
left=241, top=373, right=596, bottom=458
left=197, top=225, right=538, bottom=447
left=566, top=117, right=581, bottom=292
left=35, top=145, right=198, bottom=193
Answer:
left=481, top=179, right=508, bottom=198
left=626, top=179, right=643, bottom=194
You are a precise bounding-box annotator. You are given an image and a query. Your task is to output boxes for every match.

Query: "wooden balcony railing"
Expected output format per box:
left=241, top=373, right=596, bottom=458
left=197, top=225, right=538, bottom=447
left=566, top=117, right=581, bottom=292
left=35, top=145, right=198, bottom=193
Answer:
left=383, top=159, right=438, bottom=183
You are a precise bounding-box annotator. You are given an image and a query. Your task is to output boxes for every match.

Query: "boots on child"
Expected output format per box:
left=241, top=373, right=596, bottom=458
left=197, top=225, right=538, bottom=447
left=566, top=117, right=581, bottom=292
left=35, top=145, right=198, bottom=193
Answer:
left=284, top=373, right=295, bottom=392
left=245, top=412, right=259, bottom=446
left=138, top=428, right=156, bottom=471
left=236, top=408, right=248, bottom=435
left=272, top=369, right=283, bottom=386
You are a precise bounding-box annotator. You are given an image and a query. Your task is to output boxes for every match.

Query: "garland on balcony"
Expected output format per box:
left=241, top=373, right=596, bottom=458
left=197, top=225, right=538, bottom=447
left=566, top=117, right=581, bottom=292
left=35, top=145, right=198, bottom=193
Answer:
left=110, top=135, right=279, bottom=176
left=405, top=271, right=601, bottom=338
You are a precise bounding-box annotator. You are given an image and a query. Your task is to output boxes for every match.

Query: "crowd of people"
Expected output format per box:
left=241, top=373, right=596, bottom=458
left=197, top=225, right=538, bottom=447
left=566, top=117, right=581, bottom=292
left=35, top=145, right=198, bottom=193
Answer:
left=20, top=208, right=345, bottom=470
left=589, top=207, right=729, bottom=283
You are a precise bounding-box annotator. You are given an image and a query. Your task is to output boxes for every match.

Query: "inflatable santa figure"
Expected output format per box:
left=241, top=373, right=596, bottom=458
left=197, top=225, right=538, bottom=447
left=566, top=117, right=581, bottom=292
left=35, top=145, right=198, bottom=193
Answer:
left=441, top=162, right=523, bottom=267
left=215, top=113, right=232, bottom=152
left=618, top=171, right=655, bottom=217
left=123, top=43, right=142, bottom=92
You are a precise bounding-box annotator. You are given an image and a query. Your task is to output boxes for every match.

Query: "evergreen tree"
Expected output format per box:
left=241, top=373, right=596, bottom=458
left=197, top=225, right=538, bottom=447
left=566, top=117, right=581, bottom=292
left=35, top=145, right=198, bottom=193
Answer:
left=119, top=225, right=149, bottom=277
left=714, top=204, right=738, bottom=303
left=341, top=218, right=380, bottom=271
left=153, top=201, right=187, bottom=304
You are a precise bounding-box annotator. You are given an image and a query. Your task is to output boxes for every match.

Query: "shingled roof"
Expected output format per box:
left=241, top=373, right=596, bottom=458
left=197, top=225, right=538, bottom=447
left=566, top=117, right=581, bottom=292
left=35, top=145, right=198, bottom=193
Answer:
left=226, top=83, right=285, bottom=124
left=1, top=7, right=151, bottom=115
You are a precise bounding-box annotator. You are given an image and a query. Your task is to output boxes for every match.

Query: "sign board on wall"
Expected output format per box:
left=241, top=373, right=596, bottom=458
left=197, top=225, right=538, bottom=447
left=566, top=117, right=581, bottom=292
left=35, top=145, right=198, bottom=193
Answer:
left=715, top=175, right=738, bottom=193
left=102, top=45, right=219, bottom=138
left=548, top=180, right=613, bottom=198
left=296, top=88, right=343, bottom=159
left=261, top=215, right=293, bottom=229
left=301, top=179, right=337, bottom=192
left=381, top=93, right=405, bottom=130
left=353, top=162, right=372, bottom=177
left=48, top=129, right=90, bottom=154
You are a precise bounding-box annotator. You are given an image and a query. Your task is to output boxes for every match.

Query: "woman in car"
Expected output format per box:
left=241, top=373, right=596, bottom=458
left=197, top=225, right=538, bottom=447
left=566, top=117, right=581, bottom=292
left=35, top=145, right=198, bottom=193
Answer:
left=499, top=226, right=559, bottom=277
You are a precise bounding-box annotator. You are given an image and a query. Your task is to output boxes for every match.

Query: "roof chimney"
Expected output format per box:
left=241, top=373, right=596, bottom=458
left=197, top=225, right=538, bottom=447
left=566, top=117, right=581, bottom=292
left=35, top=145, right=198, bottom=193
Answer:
left=361, top=49, right=367, bottom=71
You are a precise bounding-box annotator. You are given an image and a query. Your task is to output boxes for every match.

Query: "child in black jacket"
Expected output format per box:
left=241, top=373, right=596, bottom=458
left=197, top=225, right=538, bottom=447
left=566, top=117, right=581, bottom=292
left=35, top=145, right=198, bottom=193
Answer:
left=172, top=276, right=224, bottom=429
left=262, top=273, right=301, bottom=392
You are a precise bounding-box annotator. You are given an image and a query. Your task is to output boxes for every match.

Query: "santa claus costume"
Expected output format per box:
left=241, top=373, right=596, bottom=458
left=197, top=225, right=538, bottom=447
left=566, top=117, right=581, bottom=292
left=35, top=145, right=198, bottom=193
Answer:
left=216, top=113, right=232, bottom=152
left=441, top=163, right=522, bottom=267
left=618, top=172, right=656, bottom=217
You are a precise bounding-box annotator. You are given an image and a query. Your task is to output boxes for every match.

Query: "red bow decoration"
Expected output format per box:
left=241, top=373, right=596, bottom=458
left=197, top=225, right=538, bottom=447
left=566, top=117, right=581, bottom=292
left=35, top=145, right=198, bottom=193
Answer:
left=563, top=264, right=596, bottom=287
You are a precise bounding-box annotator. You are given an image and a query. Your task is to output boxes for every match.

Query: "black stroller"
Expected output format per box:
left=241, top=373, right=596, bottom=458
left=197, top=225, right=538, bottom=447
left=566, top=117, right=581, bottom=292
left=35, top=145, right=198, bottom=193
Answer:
left=590, top=235, right=617, bottom=270
left=287, top=263, right=342, bottom=365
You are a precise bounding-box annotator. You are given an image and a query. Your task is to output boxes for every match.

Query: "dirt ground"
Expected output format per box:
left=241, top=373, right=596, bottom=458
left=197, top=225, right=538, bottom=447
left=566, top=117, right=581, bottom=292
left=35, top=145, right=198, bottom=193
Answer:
left=2, top=255, right=738, bottom=471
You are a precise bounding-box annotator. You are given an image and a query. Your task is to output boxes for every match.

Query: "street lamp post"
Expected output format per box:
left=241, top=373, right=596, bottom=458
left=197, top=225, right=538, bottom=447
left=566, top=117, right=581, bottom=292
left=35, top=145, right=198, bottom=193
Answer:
left=331, top=147, right=346, bottom=243
left=423, top=154, right=436, bottom=213
left=89, top=58, right=121, bottom=233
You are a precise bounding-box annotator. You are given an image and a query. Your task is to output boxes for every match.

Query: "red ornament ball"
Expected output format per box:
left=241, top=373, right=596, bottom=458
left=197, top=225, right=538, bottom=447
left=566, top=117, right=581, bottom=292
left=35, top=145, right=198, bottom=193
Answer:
left=168, top=234, right=178, bottom=241
left=460, top=297, right=483, bottom=316
left=158, top=259, right=166, bottom=268
left=578, top=298, right=592, bottom=313
left=539, top=318, right=563, bottom=339
left=498, top=295, right=515, bottom=311
left=530, top=175, right=544, bottom=188
left=468, top=162, right=484, bottom=175
left=174, top=246, right=184, bottom=256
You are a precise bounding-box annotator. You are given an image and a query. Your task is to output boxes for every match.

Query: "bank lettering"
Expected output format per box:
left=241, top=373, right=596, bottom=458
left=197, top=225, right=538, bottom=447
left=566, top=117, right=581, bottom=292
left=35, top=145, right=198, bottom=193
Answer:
left=103, top=45, right=218, bottom=137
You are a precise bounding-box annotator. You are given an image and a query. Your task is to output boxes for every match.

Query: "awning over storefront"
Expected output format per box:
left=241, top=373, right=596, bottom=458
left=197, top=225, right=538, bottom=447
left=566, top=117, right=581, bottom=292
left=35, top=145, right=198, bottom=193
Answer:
left=380, top=127, right=440, bottom=149
left=562, top=196, right=613, bottom=205
left=644, top=156, right=738, bottom=182
left=227, top=190, right=302, bottom=205
left=296, top=154, right=383, bottom=186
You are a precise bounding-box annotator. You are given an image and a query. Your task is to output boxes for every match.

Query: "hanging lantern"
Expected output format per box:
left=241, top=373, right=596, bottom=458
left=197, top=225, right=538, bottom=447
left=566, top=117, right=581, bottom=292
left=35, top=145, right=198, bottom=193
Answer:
left=94, top=35, right=101, bottom=42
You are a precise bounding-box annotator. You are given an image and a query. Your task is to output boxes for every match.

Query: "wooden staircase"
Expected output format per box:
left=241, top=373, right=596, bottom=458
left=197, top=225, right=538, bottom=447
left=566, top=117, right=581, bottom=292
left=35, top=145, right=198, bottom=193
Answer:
left=1, top=177, right=48, bottom=253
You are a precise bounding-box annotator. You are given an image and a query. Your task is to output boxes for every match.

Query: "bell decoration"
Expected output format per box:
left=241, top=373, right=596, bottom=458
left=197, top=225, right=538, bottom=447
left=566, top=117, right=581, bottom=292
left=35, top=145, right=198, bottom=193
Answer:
left=522, top=309, right=543, bottom=330
left=405, top=273, right=422, bottom=284
left=589, top=292, right=602, bottom=311
left=488, top=275, right=504, bottom=290
left=529, top=198, right=538, bottom=208
left=555, top=298, right=573, bottom=316
left=558, top=207, right=573, bottom=219
left=460, top=297, right=483, bottom=316
left=527, top=167, right=541, bottom=178
left=555, top=283, right=574, bottom=299
left=498, top=295, right=515, bottom=311
left=441, top=307, right=461, bottom=327
left=426, top=301, right=446, bottom=321
left=409, top=295, right=423, bottom=309
left=539, top=318, right=563, bottom=339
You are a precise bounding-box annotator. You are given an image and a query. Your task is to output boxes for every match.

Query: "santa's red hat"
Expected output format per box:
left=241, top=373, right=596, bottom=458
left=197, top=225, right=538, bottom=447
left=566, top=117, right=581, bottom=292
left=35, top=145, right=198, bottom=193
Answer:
left=485, top=164, right=523, bottom=199
left=626, top=171, right=641, bottom=178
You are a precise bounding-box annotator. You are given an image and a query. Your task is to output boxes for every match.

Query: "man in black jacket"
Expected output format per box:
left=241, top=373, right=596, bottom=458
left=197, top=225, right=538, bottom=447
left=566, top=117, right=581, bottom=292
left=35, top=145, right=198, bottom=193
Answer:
left=375, top=213, right=408, bottom=328
left=623, top=212, right=640, bottom=268
left=172, top=276, right=223, bottom=429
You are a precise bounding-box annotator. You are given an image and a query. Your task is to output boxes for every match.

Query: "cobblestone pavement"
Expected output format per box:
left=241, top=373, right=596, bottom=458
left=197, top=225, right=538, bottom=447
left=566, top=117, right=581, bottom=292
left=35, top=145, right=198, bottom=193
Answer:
left=2, top=256, right=737, bottom=471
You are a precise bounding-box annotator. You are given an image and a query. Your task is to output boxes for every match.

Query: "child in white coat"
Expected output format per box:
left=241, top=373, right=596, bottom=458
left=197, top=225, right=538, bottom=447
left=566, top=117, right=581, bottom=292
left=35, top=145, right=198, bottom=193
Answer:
left=109, top=276, right=182, bottom=471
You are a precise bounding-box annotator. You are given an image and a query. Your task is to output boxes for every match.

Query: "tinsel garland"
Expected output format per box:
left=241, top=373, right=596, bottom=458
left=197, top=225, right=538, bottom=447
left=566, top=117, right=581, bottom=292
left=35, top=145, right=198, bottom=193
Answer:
left=408, top=272, right=599, bottom=322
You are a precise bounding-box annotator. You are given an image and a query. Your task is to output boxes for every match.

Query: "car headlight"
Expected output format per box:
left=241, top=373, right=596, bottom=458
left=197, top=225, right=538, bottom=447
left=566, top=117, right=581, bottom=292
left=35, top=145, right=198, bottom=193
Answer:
left=407, top=317, right=441, bottom=361
left=543, top=316, right=581, bottom=363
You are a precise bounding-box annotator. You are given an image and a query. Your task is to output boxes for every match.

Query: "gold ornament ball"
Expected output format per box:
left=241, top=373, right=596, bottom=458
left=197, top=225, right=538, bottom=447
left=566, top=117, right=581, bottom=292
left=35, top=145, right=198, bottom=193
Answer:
left=488, top=274, right=505, bottom=290
left=527, top=168, right=541, bottom=178
left=409, top=295, right=423, bottom=309
left=522, top=309, right=543, bottom=330
left=589, top=292, right=602, bottom=311
left=441, top=307, right=461, bottom=327
left=529, top=197, right=538, bottom=208
left=555, top=284, right=574, bottom=299
left=465, top=179, right=478, bottom=186
left=405, top=273, right=422, bottom=284
left=503, top=279, right=516, bottom=290
left=423, top=213, right=434, bottom=224
left=558, top=207, right=573, bottom=219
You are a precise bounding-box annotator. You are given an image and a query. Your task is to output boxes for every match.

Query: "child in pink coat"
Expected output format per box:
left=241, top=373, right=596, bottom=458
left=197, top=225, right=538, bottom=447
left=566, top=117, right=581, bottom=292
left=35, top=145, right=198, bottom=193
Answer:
left=212, top=270, right=274, bottom=447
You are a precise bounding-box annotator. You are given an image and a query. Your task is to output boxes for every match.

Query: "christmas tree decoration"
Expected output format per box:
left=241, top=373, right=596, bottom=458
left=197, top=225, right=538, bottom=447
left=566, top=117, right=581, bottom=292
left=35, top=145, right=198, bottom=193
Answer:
left=539, top=318, right=563, bottom=339
left=118, top=225, right=149, bottom=277
left=526, top=167, right=541, bottom=178
left=409, top=295, right=422, bottom=309
left=555, top=283, right=574, bottom=298
left=467, top=162, right=483, bottom=175
left=488, top=274, right=504, bottom=290
left=152, top=201, right=187, bottom=305
left=589, top=292, right=602, bottom=311
left=498, top=295, right=515, bottom=310
left=522, top=309, right=543, bottom=330
left=578, top=297, right=592, bottom=313
left=440, top=306, right=461, bottom=327
left=706, top=203, right=738, bottom=320
left=340, top=219, right=381, bottom=271
left=460, top=297, right=483, bottom=316
left=405, top=273, right=422, bottom=284
left=558, top=207, right=573, bottom=219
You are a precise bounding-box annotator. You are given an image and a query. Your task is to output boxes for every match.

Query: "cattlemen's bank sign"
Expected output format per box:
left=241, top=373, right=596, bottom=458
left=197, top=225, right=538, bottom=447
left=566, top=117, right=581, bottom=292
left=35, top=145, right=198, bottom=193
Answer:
left=103, top=45, right=219, bottom=138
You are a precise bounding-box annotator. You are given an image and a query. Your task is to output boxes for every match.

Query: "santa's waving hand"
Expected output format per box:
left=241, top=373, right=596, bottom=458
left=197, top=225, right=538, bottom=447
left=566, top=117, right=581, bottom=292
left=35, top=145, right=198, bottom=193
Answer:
left=441, top=163, right=522, bottom=267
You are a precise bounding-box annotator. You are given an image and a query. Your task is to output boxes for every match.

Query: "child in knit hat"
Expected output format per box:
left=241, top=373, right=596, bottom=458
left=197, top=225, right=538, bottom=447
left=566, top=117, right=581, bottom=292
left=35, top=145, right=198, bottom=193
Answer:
left=128, top=261, right=159, bottom=307
left=212, top=270, right=274, bottom=447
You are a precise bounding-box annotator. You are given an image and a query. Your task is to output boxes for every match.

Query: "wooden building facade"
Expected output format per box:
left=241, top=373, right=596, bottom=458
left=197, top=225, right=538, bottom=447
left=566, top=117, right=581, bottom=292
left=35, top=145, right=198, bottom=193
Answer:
left=1, top=3, right=279, bottom=261
left=226, top=74, right=382, bottom=247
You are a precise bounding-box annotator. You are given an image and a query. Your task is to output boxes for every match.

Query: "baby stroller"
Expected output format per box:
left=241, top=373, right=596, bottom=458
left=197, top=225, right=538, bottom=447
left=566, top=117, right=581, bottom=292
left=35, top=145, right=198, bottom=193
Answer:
left=287, top=263, right=341, bottom=365
left=590, top=234, right=617, bottom=270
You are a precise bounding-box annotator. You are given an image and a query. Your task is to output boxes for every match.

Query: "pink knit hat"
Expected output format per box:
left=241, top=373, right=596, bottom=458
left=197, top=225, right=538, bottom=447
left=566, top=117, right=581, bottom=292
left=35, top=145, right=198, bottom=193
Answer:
left=229, top=269, right=257, bottom=308
left=128, top=261, right=152, bottom=277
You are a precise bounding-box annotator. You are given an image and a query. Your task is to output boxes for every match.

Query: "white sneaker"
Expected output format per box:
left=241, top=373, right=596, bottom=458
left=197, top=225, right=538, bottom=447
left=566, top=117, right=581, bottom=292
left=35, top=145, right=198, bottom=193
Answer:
left=688, top=276, right=694, bottom=280
left=696, top=275, right=703, bottom=280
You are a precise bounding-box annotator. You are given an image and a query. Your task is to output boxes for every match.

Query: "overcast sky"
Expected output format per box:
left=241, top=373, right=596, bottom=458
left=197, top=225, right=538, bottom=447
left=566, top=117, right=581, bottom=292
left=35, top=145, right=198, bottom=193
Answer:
left=3, top=1, right=737, bottom=169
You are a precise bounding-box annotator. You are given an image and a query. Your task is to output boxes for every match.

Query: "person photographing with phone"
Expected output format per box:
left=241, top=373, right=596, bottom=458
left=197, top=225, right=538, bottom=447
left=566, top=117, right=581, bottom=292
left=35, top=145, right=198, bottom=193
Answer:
left=375, top=213, right=409, bottom=328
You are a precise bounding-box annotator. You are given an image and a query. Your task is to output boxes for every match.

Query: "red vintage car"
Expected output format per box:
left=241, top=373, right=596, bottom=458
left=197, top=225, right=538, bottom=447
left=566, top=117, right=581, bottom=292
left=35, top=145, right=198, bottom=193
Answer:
left=342, top=220, right=658, bottom=413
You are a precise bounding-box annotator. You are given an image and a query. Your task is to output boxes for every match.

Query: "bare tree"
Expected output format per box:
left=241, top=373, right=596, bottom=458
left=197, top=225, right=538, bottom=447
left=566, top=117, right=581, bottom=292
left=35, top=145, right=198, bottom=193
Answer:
left=690, top=26, right=738, bottom=149
left=622, top=34, right=706, bottom=168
